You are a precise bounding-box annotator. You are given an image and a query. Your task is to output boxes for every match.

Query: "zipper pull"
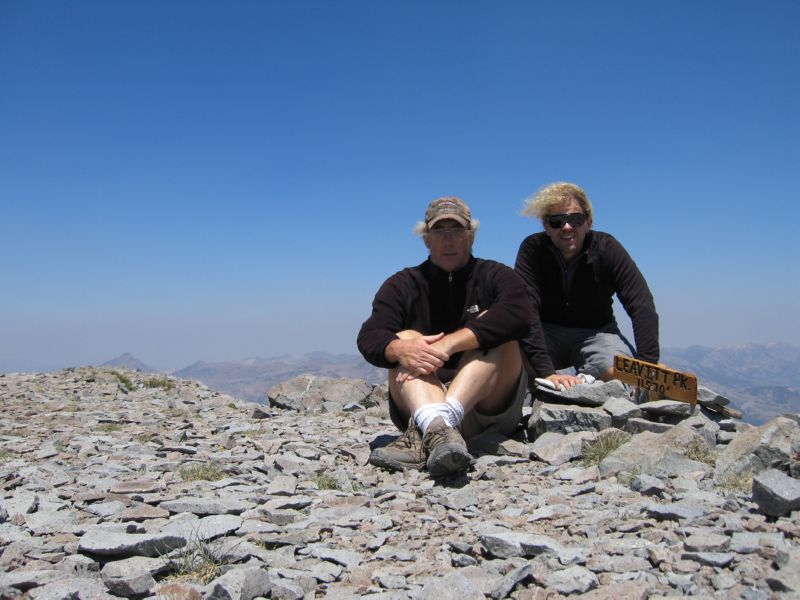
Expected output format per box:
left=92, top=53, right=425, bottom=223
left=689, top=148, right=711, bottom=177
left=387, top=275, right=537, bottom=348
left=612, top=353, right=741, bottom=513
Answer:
left=448, top=273, right=453, bottom=283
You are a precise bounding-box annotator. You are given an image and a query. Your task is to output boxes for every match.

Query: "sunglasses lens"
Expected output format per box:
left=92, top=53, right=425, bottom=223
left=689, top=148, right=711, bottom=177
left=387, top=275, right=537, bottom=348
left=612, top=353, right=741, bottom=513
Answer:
left=548, top=213, right=585, bottom=228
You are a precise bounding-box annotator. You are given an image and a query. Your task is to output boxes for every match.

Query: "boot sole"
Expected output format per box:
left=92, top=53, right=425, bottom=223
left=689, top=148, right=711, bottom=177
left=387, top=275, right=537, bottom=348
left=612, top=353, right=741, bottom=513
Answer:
left=427, top=445, right=475, bottom=478
left=369, top=450, right=426, bottom=472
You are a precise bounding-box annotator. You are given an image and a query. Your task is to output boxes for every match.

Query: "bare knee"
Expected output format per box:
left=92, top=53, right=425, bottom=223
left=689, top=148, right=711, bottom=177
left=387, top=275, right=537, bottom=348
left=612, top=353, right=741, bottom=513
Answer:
left=465, top=340, right=522, bottom=371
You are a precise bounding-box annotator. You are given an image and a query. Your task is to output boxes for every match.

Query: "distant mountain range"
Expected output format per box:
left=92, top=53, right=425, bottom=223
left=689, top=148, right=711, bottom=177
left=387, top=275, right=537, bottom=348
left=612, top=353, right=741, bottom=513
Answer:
left=660, top=343, right=799, bottom=425
left=99, top=342, right=799, bottom=425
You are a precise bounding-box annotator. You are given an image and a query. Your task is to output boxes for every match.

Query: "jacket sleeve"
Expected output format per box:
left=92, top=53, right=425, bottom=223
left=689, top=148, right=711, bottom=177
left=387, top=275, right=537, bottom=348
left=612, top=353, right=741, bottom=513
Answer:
left=463, top=261, right=535, bottom=352
left=356, top=273, right=407, bottom=369
left=605, top=236, right=660, bottom=363
left=514, top=237, right=557, bottom=377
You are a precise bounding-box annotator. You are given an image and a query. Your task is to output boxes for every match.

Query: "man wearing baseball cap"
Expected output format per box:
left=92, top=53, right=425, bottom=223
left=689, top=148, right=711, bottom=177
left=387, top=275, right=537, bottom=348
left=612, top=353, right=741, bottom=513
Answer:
left=357, top=197, right=533, bottom=478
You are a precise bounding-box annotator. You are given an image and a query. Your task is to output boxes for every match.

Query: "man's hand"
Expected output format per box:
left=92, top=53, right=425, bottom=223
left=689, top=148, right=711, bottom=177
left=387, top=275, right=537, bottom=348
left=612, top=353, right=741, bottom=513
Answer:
left=547, top=373, right=581, bottom=390
left=386, top=333, right=450, bottom=380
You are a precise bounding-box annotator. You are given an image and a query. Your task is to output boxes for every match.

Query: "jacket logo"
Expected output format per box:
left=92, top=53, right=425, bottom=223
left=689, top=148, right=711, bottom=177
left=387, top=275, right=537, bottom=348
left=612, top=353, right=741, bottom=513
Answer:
left=466, top=304, right=480, bottom=314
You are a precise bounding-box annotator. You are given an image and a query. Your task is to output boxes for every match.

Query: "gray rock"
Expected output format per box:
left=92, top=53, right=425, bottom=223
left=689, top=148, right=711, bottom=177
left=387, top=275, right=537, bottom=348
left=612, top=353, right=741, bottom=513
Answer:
left=602, top=396, right=642, bottom=427
left=305, top=544, right=364, bottom=568
left=544, top=565, right=598, bottom=594
left=528, top=403, right=612, bottom=437
left=768, top=547, right=800, bottom=593
left=630, top=474, right=666, bottom=496
left=28, top=576, right=116, bottom=600
left=101, top=556, right=169, bottom=596
left=371, top=569, right=408, bottom=590
left=751, top=468, right=800, bottom=517
left=24, top=510, right=78, bottom=535
left=530, top=431, right=596, bottom=466
left=489, top=563, right=533, bottom=600
left=479, top=531, right=584, bottom=564
left=267, top=375, right=324, bottom=412
left=160, top=514, right=243, bottom=541
left=560, top=379, right=630, bottom=406
left=319, top=378, right=372, bottom=406
left=2, top=491, right=39, bottom=517
left=109, top=479, right=163, bottom=494
left=159, top=497, right=250, bottom=515
left=681, top=551, right=735, bottom=567
left=729, top=531, right=786, bottom=554
left=418, top=571, right=484, bottom=600
left=204, top=567, right=273, bottom=600
left=266, top=475, right=297, bottom=496
left=624, top=418, right=674, bottom=434
left=645, top=502, right=707, bottom=521
left=714, top=416, right=800, bottom=481
left=56, top=554, right=99, bottom=577
left=78, top=526, right=186, bottom=557
left=269, top=579, right=305, bottom=600
left=598, top=426, right=711, bottom=477
left=683, top=532, right=730, bottom=552
left=85, top=500, right=127, bottom=518
left=698, top=385, right=730, bottom=407
left=437, top=487, right=480, bottom=510
left=638, top=399, right=694, bottom=416
left=0, top=569, right=63, bottom=593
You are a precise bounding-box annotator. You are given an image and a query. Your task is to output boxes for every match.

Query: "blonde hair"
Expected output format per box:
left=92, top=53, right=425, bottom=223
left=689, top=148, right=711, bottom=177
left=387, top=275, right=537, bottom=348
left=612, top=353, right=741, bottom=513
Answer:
left=413, top=218, right=480, bottom=238
left=521, top=182, right=593, bottom=225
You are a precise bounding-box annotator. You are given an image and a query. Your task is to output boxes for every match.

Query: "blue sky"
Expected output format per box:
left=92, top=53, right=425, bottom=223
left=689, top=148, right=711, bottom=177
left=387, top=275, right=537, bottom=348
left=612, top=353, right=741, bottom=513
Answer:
left=1, top=1, right=798, bottom=372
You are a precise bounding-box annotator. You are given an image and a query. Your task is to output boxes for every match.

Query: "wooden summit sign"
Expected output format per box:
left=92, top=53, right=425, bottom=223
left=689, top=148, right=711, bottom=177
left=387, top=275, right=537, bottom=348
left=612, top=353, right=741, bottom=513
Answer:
left=613, top=355, right=698, bottom=405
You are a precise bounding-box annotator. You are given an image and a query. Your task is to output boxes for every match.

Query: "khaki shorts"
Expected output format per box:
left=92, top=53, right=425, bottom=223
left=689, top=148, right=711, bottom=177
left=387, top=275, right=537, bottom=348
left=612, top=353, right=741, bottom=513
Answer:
left=388, top=370, right=528, bottom=441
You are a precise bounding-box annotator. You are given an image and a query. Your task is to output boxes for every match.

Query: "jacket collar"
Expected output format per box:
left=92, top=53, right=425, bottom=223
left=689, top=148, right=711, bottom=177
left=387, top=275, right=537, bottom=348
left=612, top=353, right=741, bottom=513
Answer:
left=421, top=255, right=476, bottom=282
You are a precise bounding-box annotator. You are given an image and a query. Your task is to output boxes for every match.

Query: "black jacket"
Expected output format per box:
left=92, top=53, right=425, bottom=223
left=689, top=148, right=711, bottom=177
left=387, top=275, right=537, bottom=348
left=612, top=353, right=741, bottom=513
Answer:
left=514, top=231, right=659, bottom=377
left=357, top=256, right=533, bottom=369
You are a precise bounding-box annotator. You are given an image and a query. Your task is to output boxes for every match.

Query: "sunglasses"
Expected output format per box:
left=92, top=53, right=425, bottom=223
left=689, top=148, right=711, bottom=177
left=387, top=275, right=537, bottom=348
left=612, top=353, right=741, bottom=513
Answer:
left=547, top=213, right=587, bottom=229
left=428, top=227, right=469, bottom=240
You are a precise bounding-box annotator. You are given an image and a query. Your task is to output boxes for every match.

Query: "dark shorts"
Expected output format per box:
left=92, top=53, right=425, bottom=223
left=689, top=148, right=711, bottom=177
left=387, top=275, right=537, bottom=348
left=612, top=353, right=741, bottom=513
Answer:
left=388, top=370, right=528, bottom=441
left=544, top=321, right=635, bottom=377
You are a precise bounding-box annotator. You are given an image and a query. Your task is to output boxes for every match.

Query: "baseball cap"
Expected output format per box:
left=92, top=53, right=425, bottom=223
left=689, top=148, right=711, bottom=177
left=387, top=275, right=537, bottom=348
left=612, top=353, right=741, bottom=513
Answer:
left=424, top=197, right=471, bottom=229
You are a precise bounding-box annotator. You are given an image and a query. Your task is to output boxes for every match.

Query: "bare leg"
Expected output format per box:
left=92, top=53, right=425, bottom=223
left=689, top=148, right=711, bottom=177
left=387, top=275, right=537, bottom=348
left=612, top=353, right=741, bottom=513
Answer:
left=447, top=341, right=522, bottom=415
left=388, top=330, right=446, bottom=424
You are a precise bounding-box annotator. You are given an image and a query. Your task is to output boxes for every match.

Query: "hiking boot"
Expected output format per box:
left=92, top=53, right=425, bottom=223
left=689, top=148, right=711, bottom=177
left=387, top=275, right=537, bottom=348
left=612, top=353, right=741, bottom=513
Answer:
left=369, top=419, right=426, bottom=471
left=423, top=417, right=475, bottom=477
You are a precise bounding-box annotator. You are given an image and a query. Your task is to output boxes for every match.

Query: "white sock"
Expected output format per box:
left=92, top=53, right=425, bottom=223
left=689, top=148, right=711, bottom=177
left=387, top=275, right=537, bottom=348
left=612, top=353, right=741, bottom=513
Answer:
left=444, top=397, right=465, bottom=428
left=413, top=404, right=450, bottom=434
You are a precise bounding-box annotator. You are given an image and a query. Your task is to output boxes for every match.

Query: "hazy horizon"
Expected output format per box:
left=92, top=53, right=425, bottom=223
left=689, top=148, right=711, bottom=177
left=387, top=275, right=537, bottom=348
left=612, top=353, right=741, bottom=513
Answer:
left=2, top=2, right=797, bottom=374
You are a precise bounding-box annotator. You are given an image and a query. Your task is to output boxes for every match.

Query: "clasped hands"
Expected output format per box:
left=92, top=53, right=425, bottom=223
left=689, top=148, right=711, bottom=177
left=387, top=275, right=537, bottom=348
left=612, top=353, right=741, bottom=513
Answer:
left=389, top=333, right=450, bottom=384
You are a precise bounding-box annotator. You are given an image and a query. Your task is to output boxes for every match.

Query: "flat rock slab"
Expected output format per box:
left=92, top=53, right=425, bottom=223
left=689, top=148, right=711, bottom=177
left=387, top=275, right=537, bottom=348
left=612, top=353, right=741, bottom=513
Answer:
left=645, top=502, right=707, bottom=522
left=24, top=510, right=78, bottom=535
left=159, top=497, right=251, bottom=515
left=639, top=400, right=693, bottom=416
left=78, top=527, right=186, bottom=558
left=160, top=514, right=243, bottom=541
left=109, top=479, right=164, bottom=494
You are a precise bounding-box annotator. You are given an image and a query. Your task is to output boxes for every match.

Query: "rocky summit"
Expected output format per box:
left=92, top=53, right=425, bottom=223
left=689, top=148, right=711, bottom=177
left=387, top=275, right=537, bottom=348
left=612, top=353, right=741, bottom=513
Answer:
left=1, top=368, right=799, bottom=599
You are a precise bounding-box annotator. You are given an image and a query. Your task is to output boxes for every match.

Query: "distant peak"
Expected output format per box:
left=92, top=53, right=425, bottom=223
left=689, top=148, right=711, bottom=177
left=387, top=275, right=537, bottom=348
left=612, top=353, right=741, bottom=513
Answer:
left=100, top=353, right=156, bottom=373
